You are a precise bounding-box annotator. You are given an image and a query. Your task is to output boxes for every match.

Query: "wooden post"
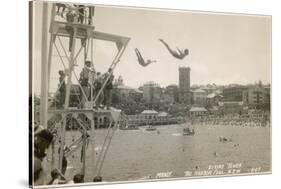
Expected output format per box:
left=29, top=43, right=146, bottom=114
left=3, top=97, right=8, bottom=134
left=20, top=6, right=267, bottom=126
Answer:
left=48, top=4, right=56, bottom=170
left=59, top=27, right=77, bottom=172
left=96, top=121, right=114, bottom=177
left=64, top=27, right=77, bottom=108
left=51, top=138, right=55, bottom=170
left=40, top=2, right=49, bottom=128
left=91, top=38, right=94, bottom=102
left=47, top=4, right=56, bottom=87
left=91, top=114, right=96, bottom=175
left=58, top=113, right=66, bottom=171
left=81, top=133, right=87, bottom=176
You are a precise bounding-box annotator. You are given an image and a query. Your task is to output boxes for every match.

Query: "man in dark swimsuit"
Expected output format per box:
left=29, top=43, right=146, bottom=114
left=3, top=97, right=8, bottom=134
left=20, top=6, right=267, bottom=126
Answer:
left=159, top=39, right=189, bottom=59
left=135, top=48, right=156, bottom=67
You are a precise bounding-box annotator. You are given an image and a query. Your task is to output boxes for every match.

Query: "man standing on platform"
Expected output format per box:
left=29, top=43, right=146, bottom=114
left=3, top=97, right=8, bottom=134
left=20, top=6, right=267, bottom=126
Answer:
left=58, top=70, right=66, bottom=108
left=66, top=5, right=78, bottom=51
left=103, top=68, right=114, bottom=110
left=79, top=61, right=94, bottom=108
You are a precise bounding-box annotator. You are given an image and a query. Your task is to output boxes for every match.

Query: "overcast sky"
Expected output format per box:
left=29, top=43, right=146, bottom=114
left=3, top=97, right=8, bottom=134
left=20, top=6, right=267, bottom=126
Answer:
left=33, top=2, right=271, bottom=94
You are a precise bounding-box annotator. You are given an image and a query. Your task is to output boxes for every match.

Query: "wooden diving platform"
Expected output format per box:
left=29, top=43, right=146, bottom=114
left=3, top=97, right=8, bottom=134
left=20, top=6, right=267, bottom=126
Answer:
left=51, top=21, right=95, bottom=39
left=50, top=21, right=130, bottom=45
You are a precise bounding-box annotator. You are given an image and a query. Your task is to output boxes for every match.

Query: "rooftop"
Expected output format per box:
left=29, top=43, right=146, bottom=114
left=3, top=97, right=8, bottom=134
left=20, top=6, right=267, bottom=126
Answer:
left=207, top=93, right=223, bottom=98
left=209, top=106, right=219, bottom=111
left=192, top=89, right=207, bottom=93
left=158, top=112, right=169, bottom=117
left=189, top=107, right=208, bottom=112
left=219, top=101, right=244, bottom=106
left=141, top=110, right=159, bottom=114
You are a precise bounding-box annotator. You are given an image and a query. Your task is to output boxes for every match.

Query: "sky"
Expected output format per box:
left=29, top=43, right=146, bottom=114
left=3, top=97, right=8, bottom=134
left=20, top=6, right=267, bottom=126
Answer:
left=33, top=2, right=271, bottom=95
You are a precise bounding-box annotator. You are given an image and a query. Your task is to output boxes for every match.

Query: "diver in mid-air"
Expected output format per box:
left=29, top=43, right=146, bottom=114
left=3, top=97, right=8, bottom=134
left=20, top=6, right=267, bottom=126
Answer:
left=159, top=39, right=189, bottom=60
left=135, top=48, right=156, bottom=67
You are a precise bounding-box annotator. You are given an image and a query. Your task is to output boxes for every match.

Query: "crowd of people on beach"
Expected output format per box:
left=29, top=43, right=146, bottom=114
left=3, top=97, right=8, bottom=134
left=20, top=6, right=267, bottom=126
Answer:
left=57, top=60, right=114, bottom=110
left=190, top=112, right=270, bottom=127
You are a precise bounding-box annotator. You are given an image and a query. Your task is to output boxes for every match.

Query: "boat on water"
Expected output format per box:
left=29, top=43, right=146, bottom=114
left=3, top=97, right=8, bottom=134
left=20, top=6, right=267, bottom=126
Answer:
left=183, top=127, right=195, bottom=136
left=119, top=124, right=139, bottom=130
left=146, top=125, right=157, bottom=131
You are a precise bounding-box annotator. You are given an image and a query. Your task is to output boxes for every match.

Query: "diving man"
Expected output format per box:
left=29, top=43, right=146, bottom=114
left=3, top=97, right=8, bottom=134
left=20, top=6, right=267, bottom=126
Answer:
left=135, top=48, right=156, bottom=67
left=159, top=39, right=189, bottom=60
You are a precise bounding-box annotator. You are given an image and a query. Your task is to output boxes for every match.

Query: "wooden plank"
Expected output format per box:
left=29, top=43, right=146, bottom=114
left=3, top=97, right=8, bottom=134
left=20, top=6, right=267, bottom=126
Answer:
left=50, top=21, right=130, bottom=46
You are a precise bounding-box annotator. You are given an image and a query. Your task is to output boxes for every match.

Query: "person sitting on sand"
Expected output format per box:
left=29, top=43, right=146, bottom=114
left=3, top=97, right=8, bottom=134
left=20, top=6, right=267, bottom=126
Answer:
left=159, top=39, right=189, bottom=59
left=135, top=48, right=156, bottom=67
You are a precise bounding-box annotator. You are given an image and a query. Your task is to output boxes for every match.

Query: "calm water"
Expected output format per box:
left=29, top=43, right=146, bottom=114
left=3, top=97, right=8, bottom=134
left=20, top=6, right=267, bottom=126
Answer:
left=59, top=124, right=271, bottom=182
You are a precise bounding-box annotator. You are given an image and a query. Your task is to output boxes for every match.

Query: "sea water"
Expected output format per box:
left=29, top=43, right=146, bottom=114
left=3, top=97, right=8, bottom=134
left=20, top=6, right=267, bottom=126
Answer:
left=59, top=124, right=271, bottom=182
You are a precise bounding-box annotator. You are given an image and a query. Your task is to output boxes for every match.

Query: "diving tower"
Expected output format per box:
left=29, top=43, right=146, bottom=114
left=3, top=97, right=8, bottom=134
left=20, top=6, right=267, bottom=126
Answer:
left=39, top=2, right=130, bottom=182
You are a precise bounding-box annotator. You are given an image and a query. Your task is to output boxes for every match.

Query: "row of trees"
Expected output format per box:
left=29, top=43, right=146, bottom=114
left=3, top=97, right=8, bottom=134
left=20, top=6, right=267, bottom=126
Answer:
left=111, top=88, right=189, bottom=116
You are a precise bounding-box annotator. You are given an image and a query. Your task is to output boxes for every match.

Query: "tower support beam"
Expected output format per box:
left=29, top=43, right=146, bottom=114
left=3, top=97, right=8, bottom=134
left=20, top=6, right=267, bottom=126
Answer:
left=40, top=2, right=49, bottom=128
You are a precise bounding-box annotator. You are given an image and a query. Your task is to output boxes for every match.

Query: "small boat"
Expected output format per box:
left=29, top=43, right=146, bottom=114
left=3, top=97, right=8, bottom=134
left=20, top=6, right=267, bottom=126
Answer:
left=120, top=124, right=139, bottom=130
left=146, top=125, right=156, bottom=131
left=183, top=127, right=195, bottom=136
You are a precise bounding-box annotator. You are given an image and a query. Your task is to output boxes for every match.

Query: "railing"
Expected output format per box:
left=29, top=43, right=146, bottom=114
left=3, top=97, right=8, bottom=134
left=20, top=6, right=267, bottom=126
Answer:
left=55, top=3, right=95, bottom=26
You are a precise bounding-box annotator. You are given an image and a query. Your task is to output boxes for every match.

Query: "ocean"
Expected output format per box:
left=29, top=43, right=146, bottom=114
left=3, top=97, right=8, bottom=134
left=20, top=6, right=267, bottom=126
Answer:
left=52, top=123, right=271, bottom=183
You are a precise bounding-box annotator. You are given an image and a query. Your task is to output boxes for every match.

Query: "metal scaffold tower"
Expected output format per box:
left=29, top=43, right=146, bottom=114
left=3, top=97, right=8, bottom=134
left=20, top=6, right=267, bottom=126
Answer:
left=40, top=2, right=130, bottom=181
